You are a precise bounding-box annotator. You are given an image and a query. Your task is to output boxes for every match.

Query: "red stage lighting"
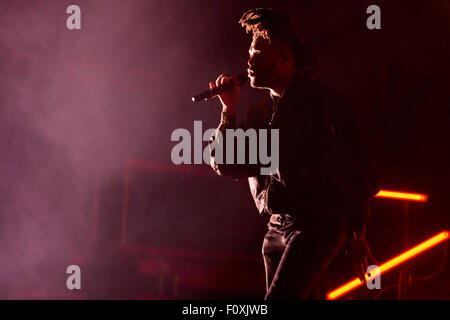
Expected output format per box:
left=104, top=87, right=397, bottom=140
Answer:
left=326, top=230, right=449, bottom=300
left=374, top=189, right=428, bottom=202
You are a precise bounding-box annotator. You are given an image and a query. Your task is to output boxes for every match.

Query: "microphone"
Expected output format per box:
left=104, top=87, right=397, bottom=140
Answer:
left=192, top=74, right=248, bottom=102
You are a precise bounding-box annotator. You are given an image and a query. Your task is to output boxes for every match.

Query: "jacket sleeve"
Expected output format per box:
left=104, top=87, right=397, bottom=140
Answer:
left=334, top=104, right=381, bottom=238
left=207, top=111, right=261, bottom=180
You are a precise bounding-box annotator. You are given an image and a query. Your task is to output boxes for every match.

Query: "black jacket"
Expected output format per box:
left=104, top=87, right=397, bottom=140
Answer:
left=209, top=77, right=381, bottom=237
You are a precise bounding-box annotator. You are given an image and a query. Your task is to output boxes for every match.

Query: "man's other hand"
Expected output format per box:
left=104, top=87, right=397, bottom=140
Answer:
left=347, top=235, right=378, bottom=283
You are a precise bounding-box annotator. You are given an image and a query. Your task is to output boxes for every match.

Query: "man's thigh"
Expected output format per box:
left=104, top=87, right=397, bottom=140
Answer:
left=262, top=228, right=285, bottom=292
left=265, top=219, right=346, bottom=299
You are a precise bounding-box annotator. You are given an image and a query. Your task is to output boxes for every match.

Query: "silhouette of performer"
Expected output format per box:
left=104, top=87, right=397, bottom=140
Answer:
left=208, top=8, right=380, bottom=299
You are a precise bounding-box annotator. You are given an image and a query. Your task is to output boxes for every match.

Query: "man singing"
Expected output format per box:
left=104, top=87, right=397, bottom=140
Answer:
left=208, top=8, right=380, bottom=299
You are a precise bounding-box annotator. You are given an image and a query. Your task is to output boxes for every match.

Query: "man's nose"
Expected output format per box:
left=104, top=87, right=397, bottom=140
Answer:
left=247, top=56, right=254, bottom=68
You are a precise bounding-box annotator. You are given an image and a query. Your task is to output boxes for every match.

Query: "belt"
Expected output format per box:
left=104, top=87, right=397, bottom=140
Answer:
left=269, top=214, right=291, bottom=227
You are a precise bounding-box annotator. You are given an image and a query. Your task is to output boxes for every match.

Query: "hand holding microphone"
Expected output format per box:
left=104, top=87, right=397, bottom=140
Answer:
left=192, top=73, right=247, bottom=114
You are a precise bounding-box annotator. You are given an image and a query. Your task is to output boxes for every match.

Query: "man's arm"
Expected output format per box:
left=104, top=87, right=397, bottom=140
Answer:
left=209, top=110, right=260, bottom=180
left=339, top=107, right=381, bottom=238
left=207, top=74, right=261, bottom=180
left=332, top=99, right=381, bottom=281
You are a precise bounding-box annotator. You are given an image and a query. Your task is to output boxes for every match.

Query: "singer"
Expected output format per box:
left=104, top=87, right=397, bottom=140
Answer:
left=207, top=8, right=381, bottom=299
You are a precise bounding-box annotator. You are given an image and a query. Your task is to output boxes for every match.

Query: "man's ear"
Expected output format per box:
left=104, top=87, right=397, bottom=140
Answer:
left=279, top=43, right=294, bottom=66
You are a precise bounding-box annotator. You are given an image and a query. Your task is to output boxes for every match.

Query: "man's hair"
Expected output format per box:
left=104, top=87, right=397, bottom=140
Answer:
left=239, top=8, right=318, bottom=79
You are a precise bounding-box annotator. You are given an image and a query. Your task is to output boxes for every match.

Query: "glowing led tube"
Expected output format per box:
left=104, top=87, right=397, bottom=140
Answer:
left=374, top=189, right=428, bottom=202
left=326, top=230, right=449, bottom=300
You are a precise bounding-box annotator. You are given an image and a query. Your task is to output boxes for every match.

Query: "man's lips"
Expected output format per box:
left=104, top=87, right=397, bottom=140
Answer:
left=247, top=69, right=255, bottom=77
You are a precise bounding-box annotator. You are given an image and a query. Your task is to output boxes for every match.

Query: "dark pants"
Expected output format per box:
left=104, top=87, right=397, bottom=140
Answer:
left=262, top=213, right=347, bottom=299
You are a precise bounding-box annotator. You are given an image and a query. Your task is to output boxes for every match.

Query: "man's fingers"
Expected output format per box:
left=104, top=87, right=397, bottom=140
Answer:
left=230, top=75, right=238, bottom=87
left=362, top=240, right=378, bottom=266
left=354, top=262, right=365, bottom=282
left=215, top=74, right=237, bottom=87
left=358, top=263, right=366, bottom=282
left=215, top=74, right=224, bottom=87
left=221, top=75, right=234, bottom=85
left=209, top=82, right=214, bottom=89
left=225, top=75, right=237, bottom=85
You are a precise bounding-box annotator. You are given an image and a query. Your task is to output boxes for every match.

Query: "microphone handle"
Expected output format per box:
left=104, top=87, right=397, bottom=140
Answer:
left=192, top=74, right=247, bottom=102
left=192, top=82, right=235, bottom=102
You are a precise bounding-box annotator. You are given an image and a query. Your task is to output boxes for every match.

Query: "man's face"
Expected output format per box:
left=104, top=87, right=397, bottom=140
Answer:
left=247, top=36, right=285, bottom=89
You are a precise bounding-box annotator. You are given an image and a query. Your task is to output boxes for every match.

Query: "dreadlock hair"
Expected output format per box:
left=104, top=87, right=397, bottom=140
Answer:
left=239, top=8, right=319, bottom=79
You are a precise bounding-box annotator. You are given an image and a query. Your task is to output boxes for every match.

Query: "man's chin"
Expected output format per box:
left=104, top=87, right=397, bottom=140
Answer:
left=249, top=77, right=266, bottom=89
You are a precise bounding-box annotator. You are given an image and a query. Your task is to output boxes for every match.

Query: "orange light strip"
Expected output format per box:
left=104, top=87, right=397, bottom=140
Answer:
left=375, top=189, right=428, bottom=202
left=326, top=230, right=449, bottom=300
